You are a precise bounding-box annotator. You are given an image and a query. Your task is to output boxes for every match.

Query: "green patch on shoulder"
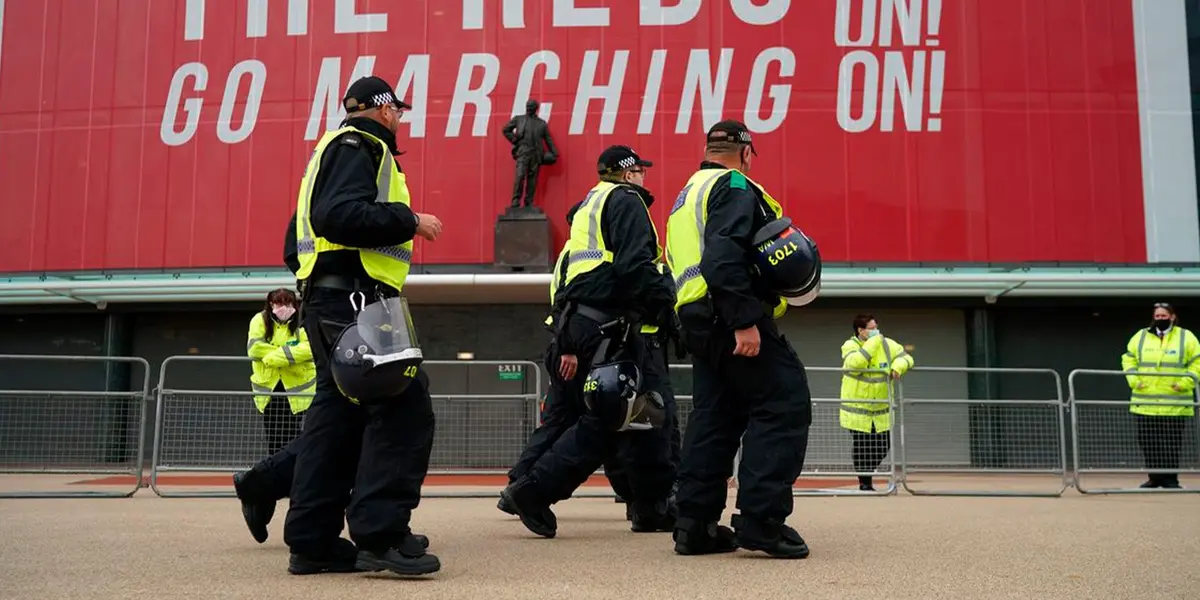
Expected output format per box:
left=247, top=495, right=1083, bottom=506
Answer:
left=729, top=171, right=747, bottom=190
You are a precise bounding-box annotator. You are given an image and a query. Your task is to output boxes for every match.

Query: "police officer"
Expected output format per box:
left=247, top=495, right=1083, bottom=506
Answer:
left=499, top=199, right=682, bottom=519
left=503, top=145, right=678, bottom=537
left=665, top=119, right=818, bottom=559
left=279, top=75, right=443, bottom=576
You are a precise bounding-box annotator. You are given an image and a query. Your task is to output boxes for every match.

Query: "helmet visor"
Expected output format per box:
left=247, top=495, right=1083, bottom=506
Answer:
left=355, top=296, right=423, bottom=367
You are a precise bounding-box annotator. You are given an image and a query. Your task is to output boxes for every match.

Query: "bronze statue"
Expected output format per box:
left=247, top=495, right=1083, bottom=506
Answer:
left=502, top=99, right=559, bottom=210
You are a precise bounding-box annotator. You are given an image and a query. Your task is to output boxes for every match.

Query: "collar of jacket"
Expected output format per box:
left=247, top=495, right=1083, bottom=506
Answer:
left=699, top=160, right=729, bottom=170
left=621, top=181, right=656, bottom=209
left=341, top=116, right=400, bottom=155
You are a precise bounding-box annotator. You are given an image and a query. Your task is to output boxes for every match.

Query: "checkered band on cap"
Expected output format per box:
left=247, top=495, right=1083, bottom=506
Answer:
left=372, top=92, right=396, bottom=107
left=617, top=156, right=636, bottom=169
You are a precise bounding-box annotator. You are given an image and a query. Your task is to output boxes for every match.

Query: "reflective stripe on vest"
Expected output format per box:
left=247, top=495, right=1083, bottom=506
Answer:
left=294, top=126, right=413, bottom=291
left=665, top=168, right=784, bottom=312
left=549, top=181, right=662, bottom=334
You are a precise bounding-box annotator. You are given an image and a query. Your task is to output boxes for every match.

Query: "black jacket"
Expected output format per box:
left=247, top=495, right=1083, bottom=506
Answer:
left=696, top=161, right=779, bottom=330
left=556, top=182, right=675, bottom=324
left=281, top=117, right=419, bottom=283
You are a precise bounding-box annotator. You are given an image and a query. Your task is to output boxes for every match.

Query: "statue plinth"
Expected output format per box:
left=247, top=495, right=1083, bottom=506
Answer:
left=494, top=205, right=551, bottom=272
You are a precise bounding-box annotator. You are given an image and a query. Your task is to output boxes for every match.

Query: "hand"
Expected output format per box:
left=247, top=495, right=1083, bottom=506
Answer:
left=733, top=325, right=761, bottom=357
left=415, top=213, right=443, bottom=241
left=262, top=352, right=288, bottom=368
left=1136, top=381, right=1147, bottom=390
left=1172, top=383, right=1182, bottom=392
left=559, top=354, right=578, bottom=381
left=890, top=371, right=900, bottom=380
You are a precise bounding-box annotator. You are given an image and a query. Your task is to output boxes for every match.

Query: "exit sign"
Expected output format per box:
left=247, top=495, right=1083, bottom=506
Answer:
left=497, top=364, right=525, bottom=381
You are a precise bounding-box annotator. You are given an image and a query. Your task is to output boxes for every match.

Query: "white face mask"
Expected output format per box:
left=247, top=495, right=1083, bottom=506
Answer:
left=273, top=305, right=296, bottom=321
left=867, top=329, right=880, bottom=338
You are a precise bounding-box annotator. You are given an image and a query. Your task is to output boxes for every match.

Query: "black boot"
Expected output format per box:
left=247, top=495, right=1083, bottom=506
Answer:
left=731, top=514, right=810, bottom=559
left=858, top=476, right=875, bottom=492
left=631, top=498, right=676, bottom=532
left=505, top=479, right=557, bottom=538
left=288, top=538, right=363, bottom=575
left=497, top=489, right=519, bottom=516
left=355, top=533, right=441, bottom=576
left=672, top=517, right=739, bottom=555
left=232, top=471, right=275, bottom=544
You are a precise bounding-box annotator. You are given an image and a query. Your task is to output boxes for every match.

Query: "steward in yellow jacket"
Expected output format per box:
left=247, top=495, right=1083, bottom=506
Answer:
left=839, top=314, right=913, bottom=491
left=247, top=289, right=315, bottom=453
left=1120, top=303, right=1200, bottom=489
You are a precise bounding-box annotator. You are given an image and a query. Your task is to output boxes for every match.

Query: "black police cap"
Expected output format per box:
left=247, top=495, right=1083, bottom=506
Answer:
left=706, top=119, right=757, bottom=156
left=343, top=76, right=412, bottom=113
left=597, top=145, right=653, bottom=175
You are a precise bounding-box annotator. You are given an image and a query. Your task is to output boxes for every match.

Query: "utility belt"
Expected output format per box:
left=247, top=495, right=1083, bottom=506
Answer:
left=299, top=273, right=401, bottom=322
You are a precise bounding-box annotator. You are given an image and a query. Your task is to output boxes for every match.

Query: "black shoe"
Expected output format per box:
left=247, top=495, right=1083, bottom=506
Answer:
left=505, top=481, right=557, bottom=538
left=631, top=511, right=675, bottom=533
left=673, top=518, right=739, bottom=556
left=497, top=490, right=519, bottom=516
left=625, top=503, right=634, bottom=522
left=355, top=534, right=441, bottom=577
left=731, top=515, right=810, bottom=559
left=288, top=538, right=363, bottom=575
left=232, top=471, right=275, bottom=544
left=1162, top=480, right=1183, bottom=489
left=1139, top=479, right=1160, bottom=489
left=614, top=495, right=627, bottom=504
left=858, top=476, right=875, bottom=492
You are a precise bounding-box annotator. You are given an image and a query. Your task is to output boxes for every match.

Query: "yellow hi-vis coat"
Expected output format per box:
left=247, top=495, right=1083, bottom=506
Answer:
left=1120, top=326, right=1200, bottom=417
left=839, top=335, right=913, bottom=433
left=247, top=313, right=316, bottom=414
left=546, top=180, right=664, bottom=334
left=294, top=125, right=414, bottom=292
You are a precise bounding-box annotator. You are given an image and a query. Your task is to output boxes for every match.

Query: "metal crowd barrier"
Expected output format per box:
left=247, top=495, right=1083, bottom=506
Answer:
left=897, top=367, right=1069, bottom=498
left=150, top=355, right=542, bottom=499
left=1067, top=369, right=1200, bottom=495
left=0, top=354, right=150, bottom=498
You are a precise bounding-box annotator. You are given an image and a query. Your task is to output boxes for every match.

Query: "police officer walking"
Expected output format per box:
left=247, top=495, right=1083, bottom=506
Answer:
left=665, top=120, right=820, bottom=559
left=280, top=75, right=444, bottom=577
left=503, top=146, right=679, bottom=537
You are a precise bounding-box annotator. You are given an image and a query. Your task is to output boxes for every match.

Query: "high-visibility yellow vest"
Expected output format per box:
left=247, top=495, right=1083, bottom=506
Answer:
left=548, top=181, right=663, bottom=334
left=664, top=167, right=788, bottom=318
left=1121, top=326, right=1200, bottom=417
left=838, top=335, right=913, bottom=433
left=294, top=126, right=413, bottom=291
left=246, top=313, right=317, bottom=414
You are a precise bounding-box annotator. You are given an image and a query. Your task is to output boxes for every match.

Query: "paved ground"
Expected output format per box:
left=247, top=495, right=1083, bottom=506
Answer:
left=1, top=474, right=1199, bottom=600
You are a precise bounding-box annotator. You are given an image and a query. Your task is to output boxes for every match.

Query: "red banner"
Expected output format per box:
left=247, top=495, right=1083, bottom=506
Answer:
left=0, top=0, right=1152, bottom=272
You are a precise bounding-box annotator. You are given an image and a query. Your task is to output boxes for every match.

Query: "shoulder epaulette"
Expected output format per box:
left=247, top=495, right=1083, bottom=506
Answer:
left=729, top=171, right=748, bottom=190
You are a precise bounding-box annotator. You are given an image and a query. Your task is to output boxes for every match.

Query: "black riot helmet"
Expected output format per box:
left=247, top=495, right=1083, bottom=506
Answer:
left=751, top=217, right=822, bottom=306
left=582, top=360, right=667, bottom=432
left=330, top=295, right=424, bottom=405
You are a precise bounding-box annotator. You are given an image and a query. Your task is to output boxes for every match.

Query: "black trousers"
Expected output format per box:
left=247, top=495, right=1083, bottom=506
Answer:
left=282, top=286, right=436, bottom=556
left=263, top=382, right=304, bottom=455
left=850, top=426, right=890, bottom=481
left=1136, top=414, right=1188, bottom=485
left=511, top=153, right=540, bottom=207
left=508, top=381, right=633, bottom=500
left=675, top=310, right=812, bottom=526
left=518, top=316, right=677, bottom=512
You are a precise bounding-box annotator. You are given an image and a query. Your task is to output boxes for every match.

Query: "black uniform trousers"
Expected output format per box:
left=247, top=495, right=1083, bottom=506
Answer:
left=282, top=286, right=436, bottom=556
left=263, top=382, right=304, bottom=455
left=850, top=425, right=891, bottom=477
left=520, top=315, right=677, bottom=512
left=511, top=151, right=540, bottom=207
left=675, top=308, right=813, bottom=526
left=1136, top=414, right=1189, bottom=486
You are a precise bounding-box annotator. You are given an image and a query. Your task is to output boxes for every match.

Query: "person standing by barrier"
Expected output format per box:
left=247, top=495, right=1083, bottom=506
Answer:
left=247, top=288, right=315, bottom=455
left=839, top=314, right=913, bottom=491
left=1121, top=302, right=1200, bottom=489
left=283, top=75, right=444, bottom=576
left=665, top=120, right=820, bottom=559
